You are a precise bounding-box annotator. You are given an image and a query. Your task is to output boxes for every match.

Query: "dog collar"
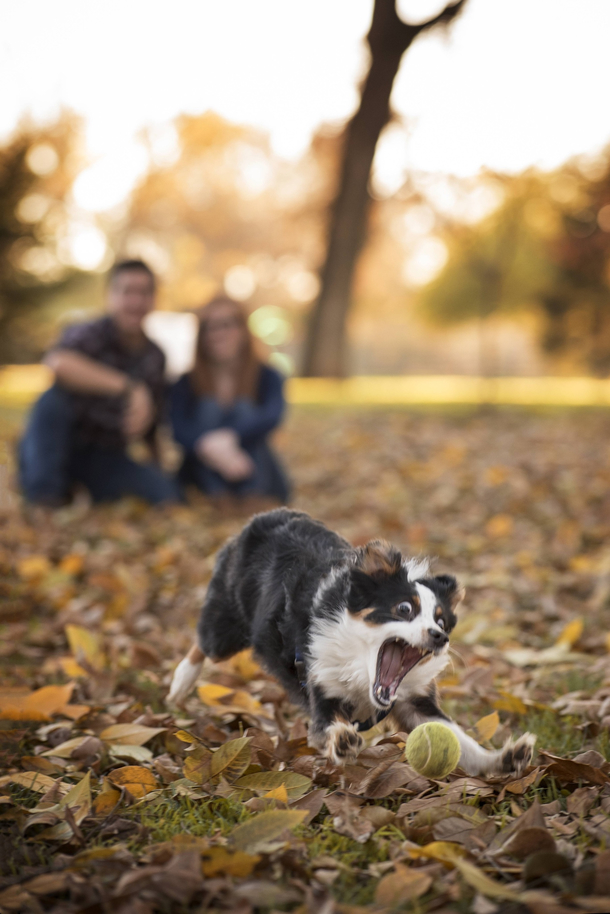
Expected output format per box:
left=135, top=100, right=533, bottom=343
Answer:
left=294, top=649, right=307, bottom=688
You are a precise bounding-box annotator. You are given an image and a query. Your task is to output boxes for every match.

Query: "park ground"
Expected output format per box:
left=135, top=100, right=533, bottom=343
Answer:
left=2, top=405, right=610, bottom=913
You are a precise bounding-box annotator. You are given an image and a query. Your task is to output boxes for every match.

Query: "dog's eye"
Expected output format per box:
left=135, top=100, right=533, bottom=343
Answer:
left=436, top=618, right=445, bottom=630
left=397, top=601, right=413, bottom=618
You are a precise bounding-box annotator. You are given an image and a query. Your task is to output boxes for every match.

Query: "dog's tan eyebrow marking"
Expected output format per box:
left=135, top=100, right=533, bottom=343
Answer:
left=355, top=606, right=377, bottom=619
left=352, top=609, right=387, bottom=628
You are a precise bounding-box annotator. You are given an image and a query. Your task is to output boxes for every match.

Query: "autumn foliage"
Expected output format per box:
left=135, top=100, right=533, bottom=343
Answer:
left=2, top=406, right=610, bottom=911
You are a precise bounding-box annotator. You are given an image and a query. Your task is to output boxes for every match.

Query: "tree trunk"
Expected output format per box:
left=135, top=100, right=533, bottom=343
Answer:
left=302, top=0, right=466, bottom=377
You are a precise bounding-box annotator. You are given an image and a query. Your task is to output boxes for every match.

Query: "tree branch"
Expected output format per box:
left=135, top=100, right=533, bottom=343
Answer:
left=368, top=0, right=467, bottom=56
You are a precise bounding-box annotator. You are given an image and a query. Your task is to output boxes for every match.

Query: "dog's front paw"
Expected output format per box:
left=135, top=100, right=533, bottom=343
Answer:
left=499, top=732, right=536, bottom=776
left=325, top=720, right=365, bottom=765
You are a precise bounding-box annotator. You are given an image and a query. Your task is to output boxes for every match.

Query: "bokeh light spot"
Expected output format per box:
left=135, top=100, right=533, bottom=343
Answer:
left=598, top=204, right=610, bottom=233
left=248, top=305, right=293, bottom=346
left=224, top=265, right=256, bottom=301
left=26, top=143, right=59, bottom=176
left=268, top=351, right=295, bottom=376
left=16, top=193, right=51, bottom=223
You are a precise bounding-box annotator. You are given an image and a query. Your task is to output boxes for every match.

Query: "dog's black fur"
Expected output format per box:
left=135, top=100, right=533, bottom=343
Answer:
left=170, top=508, right=535, bottom=773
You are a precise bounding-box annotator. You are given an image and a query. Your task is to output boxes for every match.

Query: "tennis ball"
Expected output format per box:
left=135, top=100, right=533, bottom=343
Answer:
left=405, top=722, right=461, bottom=778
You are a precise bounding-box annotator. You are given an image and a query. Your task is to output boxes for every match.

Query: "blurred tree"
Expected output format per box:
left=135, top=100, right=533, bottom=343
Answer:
left=125, top=113, right=338, bottom=371
left=419, top=156, right=610, bottom=375
left=0, top=114, right=84, bottom=362
left=302, top=0, right=467, bottom=377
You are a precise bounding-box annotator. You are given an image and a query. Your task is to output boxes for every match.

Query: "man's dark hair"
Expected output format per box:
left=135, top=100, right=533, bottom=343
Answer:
left=108, top=259, right=156, bottom=288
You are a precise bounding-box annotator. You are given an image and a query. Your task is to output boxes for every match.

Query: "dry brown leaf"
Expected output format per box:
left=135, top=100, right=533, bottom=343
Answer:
left=375, top=863, right=432, bottom=906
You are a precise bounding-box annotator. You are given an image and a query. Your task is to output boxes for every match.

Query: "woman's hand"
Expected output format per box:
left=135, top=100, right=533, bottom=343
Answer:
left=195, top=429, right=254, bottom=482
left=123, top=382, right=155, bottom=438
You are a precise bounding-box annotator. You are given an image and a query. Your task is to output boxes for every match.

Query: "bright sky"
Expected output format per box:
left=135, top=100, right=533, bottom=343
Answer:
left=2, top=0, right=609, bottom=210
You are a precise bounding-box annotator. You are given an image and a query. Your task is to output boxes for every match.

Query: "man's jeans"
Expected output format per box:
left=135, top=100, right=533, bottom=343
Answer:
left=19, top=386, right=181, bottom=505
left=178, top=399, right=290, bottom=502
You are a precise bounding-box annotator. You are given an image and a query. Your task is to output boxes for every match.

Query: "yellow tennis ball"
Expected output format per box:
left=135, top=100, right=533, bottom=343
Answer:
left=405, top=722, right=461, bottom=778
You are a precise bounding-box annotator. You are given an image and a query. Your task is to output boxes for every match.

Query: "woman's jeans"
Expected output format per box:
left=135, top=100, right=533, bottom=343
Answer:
left=19, top=386, right=181, bottom=505
left=178, top=400, right=290, bottom=503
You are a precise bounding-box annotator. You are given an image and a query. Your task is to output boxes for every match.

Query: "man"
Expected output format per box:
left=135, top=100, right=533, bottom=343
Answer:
left=19, top=259, right=181, bottom=505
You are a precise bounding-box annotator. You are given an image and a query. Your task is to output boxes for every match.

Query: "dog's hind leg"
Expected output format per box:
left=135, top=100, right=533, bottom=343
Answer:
left=168, top=644, right=205, bottom=706
left=393, top=690, right=535, bottom=777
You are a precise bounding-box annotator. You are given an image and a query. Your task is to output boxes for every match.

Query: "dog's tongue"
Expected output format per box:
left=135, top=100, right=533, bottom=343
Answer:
left=378, top=641, right=404, bottom=688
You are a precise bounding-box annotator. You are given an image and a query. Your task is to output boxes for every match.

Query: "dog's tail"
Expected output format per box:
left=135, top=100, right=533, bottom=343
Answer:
left=167, top=643, right=205, bottom=706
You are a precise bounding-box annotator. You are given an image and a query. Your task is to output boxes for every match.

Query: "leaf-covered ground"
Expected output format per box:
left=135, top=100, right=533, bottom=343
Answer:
left=2, top=405, right=610, bottom=914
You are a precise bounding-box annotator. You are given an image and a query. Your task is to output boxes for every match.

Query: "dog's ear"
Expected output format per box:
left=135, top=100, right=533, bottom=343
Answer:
left=433, top=574, right=465, bottom=612
left=356, top=540, right=402, bottom=577
left=348, top=568, right=377, bottom=612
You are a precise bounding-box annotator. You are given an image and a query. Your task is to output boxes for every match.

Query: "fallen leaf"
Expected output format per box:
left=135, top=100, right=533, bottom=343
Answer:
left=475, top=710, right=500, bottom=741
left=556, top=617, right=584, bottom=647
left=375, top=863, right=432, bottom=906
left=209, top=736, right=251, bottom=784
left=108, top=766, right=159, bottom=798
left=229, top=808, right=307, bottom=853
left=65, top=624, right=106, bottom=671
left=201, top=846, right=261, bottom=877
left=234, top=770, right=312, bottom=799
left=100, top=723, right=165, bottom=746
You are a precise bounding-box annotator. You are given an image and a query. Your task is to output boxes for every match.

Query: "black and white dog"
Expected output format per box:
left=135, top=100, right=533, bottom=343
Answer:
left=169, top=509, right=534, bottom=774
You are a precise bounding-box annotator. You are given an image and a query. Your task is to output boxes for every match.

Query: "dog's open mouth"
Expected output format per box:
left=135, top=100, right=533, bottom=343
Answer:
left=374, top=639, right=427, bottom=707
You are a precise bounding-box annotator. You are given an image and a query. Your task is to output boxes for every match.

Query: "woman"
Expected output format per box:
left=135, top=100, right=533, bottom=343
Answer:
left=170, top=296, right=290, bottom=501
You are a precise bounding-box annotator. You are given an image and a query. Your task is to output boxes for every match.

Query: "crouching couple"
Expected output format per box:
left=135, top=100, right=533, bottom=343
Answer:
left=19, top=260, right=290, bottom=507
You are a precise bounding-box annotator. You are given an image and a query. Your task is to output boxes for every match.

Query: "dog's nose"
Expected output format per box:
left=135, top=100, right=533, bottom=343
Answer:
left=427, top=627, right=448, bottom=647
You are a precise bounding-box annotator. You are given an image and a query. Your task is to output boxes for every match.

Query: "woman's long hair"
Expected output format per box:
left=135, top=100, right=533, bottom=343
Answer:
left=189, top=296, right=262, bottom=401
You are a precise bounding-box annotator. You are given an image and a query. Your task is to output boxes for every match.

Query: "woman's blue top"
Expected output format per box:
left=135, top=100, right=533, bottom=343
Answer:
left=169, top=365, right=286, bottom=453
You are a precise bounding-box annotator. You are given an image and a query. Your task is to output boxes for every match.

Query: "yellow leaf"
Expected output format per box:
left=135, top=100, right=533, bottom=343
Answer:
left=453, top=858, right=519, bottom=901
left=263, top=785, right=289, bottom=804
left=58, top=554, right=84, bottom=577
left=569, top=555, right=595, bottom=573
left=183, top=746, right=213, bottom=785
left=234, top=771, right=312, bottom=800
left=60, top=703, right=90, bottom=720
left=0, top=683, right=74, bottom=721
left=229, top=809, right=307, bottom=853
left=99, top=723, right=165, bottom=746
left=225, top=649, right=261, bottom=681
left=555, top=617, right=584, bottom=648
left=17, top=555, right=52, bottom=581
left=197, top=683, right=269, bottom=718
left=65, top=624, right=106, bottom=671
left=59, top=658, right=88, bottom=678
left=493, top=692, right=527, bottom=715
left=485, top=514, right=514, bottom=538
left=375, top=864, right=432, bottom=906
left=475, top=711, right=500, bottom=742
left=210, top=736, right=251, bottom=784
left=201, top=846, right=261, bottom=878
left=91, top=779, right=121, bottom=816
left=59, top=770, right=92, bottom=824
left=197, top=683, right=235, bottom=706
left=174, top=729, right=201, bottom=744
left=408, top=841, right=467, bottom=864
left=107, top=766, right=158, bottom=798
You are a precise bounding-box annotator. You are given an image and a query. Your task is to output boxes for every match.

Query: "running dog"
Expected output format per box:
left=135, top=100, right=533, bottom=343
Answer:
left=168, top=509, right=535, bottom=773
